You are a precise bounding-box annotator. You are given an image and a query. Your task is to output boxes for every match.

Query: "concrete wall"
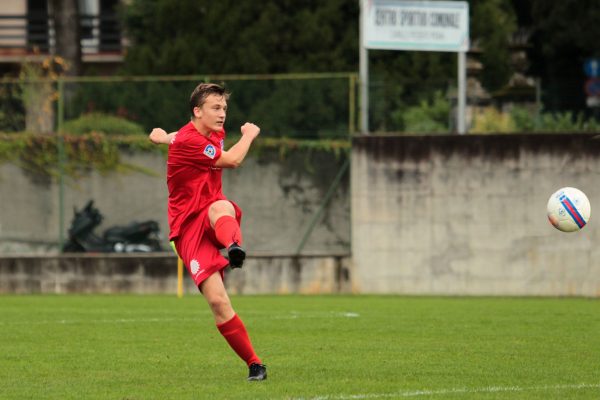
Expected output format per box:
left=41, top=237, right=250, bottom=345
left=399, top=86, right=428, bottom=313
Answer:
left=5, top=134, right=600, bottom=296
left=351, top=134, right=600, bottom=296
left=0, top=254, right=352, bottom=295
left=0, top=145, right=352, bottom=295
left=0, top=148, right=350, bottom=255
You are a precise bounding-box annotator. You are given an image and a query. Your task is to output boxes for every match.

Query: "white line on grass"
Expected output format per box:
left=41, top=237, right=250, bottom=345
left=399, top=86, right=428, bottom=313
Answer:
left=0, top=310, right=359, bottom=326
left=272, top=311, right=360, bottom=319
left=304, top=383, right=600, bottom=399
left=0, top=317, right=205, bottom=326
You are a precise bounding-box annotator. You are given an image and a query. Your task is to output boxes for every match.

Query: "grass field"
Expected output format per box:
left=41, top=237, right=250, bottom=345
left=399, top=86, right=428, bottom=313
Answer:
left=1, top=295, right=599, bottom=399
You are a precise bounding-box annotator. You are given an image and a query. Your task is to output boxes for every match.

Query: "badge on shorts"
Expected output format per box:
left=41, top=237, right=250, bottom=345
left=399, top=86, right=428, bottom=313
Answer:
left=190, top=259, right=201, bottom=275
left=203, top=144, right=216, bottom=159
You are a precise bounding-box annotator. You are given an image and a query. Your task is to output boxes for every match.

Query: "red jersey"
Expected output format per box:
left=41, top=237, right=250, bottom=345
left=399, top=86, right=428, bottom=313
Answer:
left=167, top=122, right=226, bottom=240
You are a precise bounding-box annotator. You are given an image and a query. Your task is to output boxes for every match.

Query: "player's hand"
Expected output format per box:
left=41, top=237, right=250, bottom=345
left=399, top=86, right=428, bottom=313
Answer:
left=149, top=128, right=167, bottom=145
left=240, top=123, right=260, bottom=140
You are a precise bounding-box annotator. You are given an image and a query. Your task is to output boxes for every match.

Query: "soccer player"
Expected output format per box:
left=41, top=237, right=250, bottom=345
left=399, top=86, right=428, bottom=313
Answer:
left=149, top=83, right=266, bottom=381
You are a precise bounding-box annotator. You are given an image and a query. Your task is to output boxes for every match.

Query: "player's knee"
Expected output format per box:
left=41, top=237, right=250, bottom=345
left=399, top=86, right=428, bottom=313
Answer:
left=207, top=294, right=232, bottom=315
left=209, top=200, right=234, bottom=217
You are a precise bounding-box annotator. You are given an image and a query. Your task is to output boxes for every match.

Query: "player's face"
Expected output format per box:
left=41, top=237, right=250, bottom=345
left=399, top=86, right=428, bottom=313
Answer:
left=195, top=94, right=227, bottom=132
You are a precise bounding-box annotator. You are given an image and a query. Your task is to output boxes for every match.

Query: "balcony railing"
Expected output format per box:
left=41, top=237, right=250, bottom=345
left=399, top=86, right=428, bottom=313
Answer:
left=0, top=13, right=124, bottom=62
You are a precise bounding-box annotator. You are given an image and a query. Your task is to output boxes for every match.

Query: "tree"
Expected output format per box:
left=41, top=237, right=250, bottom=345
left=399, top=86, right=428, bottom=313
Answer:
left=471, top=0, right=517, bottom=91
left=50, top=0, right=82, bottom=77
left=121, top=0, right=358, bottom=75
left=20, top=0, right=83, bottom=134
left=514, top=0, right=600, bottom=113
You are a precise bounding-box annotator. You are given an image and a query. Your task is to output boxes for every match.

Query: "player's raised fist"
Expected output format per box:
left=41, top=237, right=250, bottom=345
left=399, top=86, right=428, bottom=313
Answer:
left=149, top=128, right=168, bottom=144
left=241, top=123, right=260, bottom=139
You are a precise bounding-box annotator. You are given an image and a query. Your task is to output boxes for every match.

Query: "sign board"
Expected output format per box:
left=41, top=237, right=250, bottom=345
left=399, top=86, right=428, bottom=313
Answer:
left=585, top=78, right=600, bottom=97
left=363, top=0, right=469, bottom=52
left=584, top=59, right=600, bottom=78
left=586, top=96, right=600, bottom=108
left=585, top=78, right=600, bottom=108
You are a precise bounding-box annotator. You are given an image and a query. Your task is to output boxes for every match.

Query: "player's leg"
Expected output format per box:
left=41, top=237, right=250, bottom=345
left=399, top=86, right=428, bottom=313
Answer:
left=208, top=200, right=245, bottom=268
left=199, top=271, right=235, bottom=323
left=200, top=272, right=266, bottom=380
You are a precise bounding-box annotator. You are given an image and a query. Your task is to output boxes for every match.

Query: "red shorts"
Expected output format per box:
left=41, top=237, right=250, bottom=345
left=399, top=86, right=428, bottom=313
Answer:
left=172, top=201, right=242, bottom=289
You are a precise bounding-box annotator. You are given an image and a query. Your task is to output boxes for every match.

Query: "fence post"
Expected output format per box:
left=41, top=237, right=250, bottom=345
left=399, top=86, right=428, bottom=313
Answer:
left=57, top=78, right=66, bottom=250
left=349, top=74, right=357, bottom=135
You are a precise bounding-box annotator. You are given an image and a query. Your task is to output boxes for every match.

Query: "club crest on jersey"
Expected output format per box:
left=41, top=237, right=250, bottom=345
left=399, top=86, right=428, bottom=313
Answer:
left=203, top=144, right=216, bottom=159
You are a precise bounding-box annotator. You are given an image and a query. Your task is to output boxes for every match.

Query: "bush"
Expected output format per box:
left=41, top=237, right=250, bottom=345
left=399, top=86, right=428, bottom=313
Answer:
left=537, top=111, right=600, bottom=132
left=510, top=106, right=600, bottom=133
left=509, top=106, right=537, bottom=132
left=471, top=107, right=516, bottom=133
left=395, top=91, right=450, bottom=134
left=63, top=113, right=145, bottom=135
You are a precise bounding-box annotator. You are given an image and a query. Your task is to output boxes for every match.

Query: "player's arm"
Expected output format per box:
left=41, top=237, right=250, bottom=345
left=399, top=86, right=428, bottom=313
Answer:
left=149, top=128, right=177, bottom=145
left=215, top=122, right=260, bottom=169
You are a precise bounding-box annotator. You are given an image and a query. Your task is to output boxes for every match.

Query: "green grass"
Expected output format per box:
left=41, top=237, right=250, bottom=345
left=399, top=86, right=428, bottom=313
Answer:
left=1, top=295, right=599, bottom=399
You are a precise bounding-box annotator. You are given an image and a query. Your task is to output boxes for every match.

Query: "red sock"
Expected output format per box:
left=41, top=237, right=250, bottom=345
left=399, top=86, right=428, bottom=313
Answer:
left=217, top=314, right=261, bottom=366
left=214, top=215, right=243, bottom=248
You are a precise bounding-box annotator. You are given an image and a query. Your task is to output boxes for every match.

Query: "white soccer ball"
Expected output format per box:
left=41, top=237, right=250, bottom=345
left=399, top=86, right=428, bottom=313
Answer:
left=547, top=187, right=591, bottom=232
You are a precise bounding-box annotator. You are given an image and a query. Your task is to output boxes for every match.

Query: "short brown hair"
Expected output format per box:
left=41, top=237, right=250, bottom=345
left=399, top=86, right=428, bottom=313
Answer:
left=189, top=83, right=230, bottom=116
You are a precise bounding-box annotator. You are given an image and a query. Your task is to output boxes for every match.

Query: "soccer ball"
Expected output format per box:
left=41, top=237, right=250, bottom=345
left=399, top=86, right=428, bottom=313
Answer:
left=547, top=187, right=591, bottom=232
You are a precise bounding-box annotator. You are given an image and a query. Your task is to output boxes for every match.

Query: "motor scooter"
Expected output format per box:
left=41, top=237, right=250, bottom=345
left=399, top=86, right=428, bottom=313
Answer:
left=62, top=200, right=163, bottom=253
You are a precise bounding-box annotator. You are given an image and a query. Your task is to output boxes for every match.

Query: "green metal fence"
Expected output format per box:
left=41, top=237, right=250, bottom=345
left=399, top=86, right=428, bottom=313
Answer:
left=1, top=73, right=358, bottom=138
